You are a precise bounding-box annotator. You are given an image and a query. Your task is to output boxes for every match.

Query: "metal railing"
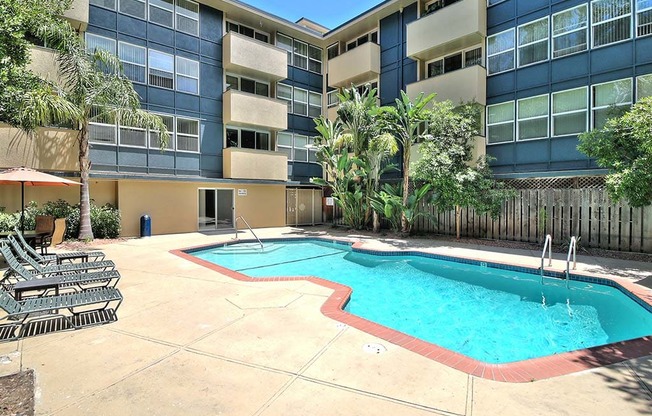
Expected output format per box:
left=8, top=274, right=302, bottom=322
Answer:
left=566, top=236, right=577, bottom=288
left=234, top=216, right=263, bottom=250
left=540, top=234, right=552, bottom=283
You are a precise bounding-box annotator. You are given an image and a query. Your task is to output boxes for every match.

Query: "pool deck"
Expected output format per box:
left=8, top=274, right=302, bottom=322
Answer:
left=1, top=226, right=652, bottom=415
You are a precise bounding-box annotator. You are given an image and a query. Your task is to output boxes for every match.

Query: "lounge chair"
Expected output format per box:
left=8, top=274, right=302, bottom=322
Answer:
left=0, top=286, right=122, bottom=341
left=14, top=227, right=106, bottom=264
left=0, top=243, right=120, bottom=292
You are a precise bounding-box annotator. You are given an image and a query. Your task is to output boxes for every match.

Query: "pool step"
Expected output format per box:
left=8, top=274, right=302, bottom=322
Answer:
left=212, top=242, right=280, bottom=255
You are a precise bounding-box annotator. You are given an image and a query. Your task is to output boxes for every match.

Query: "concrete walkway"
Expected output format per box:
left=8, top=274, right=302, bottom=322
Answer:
left=1, top=227, right=651, bottom=415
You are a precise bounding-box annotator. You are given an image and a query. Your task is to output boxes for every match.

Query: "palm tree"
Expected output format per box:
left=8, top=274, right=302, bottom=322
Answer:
left=380, top=91, right=435, bottom=233
left=38, top=23, right=168, bottom=240
left=367, top=133, right=398, bottom=232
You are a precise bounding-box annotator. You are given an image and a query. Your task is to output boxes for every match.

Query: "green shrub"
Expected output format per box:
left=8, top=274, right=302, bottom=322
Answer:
left=90, top=204, right=121, bottom=239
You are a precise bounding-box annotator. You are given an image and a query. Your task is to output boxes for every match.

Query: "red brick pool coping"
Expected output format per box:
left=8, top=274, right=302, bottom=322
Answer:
left=170, top=238, right=652, bottom=383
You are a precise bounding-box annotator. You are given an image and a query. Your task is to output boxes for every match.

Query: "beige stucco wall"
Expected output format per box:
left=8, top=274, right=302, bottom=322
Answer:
left=328, top=42, right=380, bottom=88
left=223, top=32, right=287, bottom=82
left=223, top=147, right=288, bottom=181
left=0, top=125, right=79, bottom=173
left=62, top=0, right=89, bottom=31
left=223, top=90, right=288, bottom=131
left=116, top=180, right=286, bottom=237
left=406, top=64, right=487, bottom=105
left=28, top=47, right=61, bottom=83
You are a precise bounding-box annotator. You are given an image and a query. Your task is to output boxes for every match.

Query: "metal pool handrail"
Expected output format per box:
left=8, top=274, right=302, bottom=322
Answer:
left=566, top=236, right=577, bottom=288
left=540, top=234, right=552, bottom=283
left=235, top=216, right=263, bottom=250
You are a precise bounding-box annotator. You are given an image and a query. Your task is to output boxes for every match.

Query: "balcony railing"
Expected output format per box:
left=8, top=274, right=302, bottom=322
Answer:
left=327, top=42, right=380, bottom=88
left=223, top=32, right=288, bottom=82
left=223, top=90, right=288, bottom=131
left=406, top=0, right=486, bottom=61
left=223, top=147, right=288, bottom=181
left=406, top=64, right=486, bottom=105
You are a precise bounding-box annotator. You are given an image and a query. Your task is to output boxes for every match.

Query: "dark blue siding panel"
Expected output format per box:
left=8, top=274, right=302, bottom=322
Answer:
left=487, top=0, right=516, bottom=28
left=200, top=64, right=222, bottom=99
left=148, top=152, right=175, bottom=169
left=516, top=0, right=547, bottom=16
left=147, top=24, right=174, bottom=46
left=487, top=143, right=515, bottom=165
left=117, top=14, right=147, bottom=38
left=134, top=84, right=148, bottom=103
left=89, top=6, right=116, bottom=30
left=487, top=72, right=516, bottom=97
left=176, top=32, right=200, bottom=53
left=175, top=93, right=201, bottom=112
left=381, top=46, right=400, bottom=67
left=200, top=122, right=222, bottom=155
left=176, top=154, right=200, bottom=171
left=200, top=98, right=221, bottom=119
left=200, top=40, right=222, bottom=61
left=380, top=68, right=399, bottom=105
left=551, top=53, right=590, bottom=83
left=516, top=64, right=549, bottom=90
left=590, top=43, right=634, bottom=73
left=550, top=136, right=585, bottom=161
left=118, top=148, right=148, bottom=167
left=515, top=141, right=548, bottom=164
left=148, top=88, right=176, bottom=108
left=200, top=5, right=222, bottom=42
left=201, top=155, right=222, bottom=177
left=90, top=146, right=118, bottom=166
left=636, top=37, right=652, bottom=64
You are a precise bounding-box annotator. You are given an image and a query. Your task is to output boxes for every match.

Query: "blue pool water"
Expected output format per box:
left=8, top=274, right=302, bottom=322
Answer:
left=192, top=240, right=652, bottom=363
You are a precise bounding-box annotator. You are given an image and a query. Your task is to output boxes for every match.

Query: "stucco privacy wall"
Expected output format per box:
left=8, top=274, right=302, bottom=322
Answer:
left=0, top=126, right=79, bottom=173
left=116, top=180, right=286, bottom=237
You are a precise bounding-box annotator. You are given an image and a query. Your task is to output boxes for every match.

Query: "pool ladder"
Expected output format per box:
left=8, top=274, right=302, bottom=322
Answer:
left=540, top=234, right=552, bottom=284
left=234, top=216, right=263, bottom=250
left=540, top=234, right=577, bottom=288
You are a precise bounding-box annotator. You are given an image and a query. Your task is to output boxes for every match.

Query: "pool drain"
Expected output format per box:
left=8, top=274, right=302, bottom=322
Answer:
left=363, top=343, right=387, bottom=354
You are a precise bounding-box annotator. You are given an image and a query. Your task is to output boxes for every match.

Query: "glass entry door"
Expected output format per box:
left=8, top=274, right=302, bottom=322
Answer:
left=198, top=189, right=234, bottom=230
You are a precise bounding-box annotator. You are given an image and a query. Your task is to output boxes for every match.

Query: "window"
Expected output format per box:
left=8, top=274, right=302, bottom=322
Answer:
left=487, top=29, right=515, bottom=75
left=176, top=0, right=199, bottom=36
left=552, top=87, right=588, bottom=136
left=277, top=83, right=293, bottom=112
left=592, top=0, right=632, bottom=47
left=517, top=95, right=549, bottom=140
left=293, top=88, right=308, bottom=116
left=465, top=47, right=483, bottom=67
left=309, top=92, right=322, bottom=118
left=226, top=21, right=269, bottom=43
left=118, top=42, right=146, bottom=83
left=293, top=40, right=308, bottom=69
left=149, top=0, right=173, bottom=28
left=176, top=56, right=199, bottom=94
left=119, top=0, right=145, bottom=19
left=427, top=60, right=444, bottom=77
left=308, top=45, right=322, bottom=73
left=592, top=78, right=633, bottom=129
left=426, top=48, right=481, bottom=79
left=638, top=0, right=652, bottom=37
left=277, top=132, right=293, bottom=159
left=176, top=117, right=199, bottom=152
left=148, top=50, right=174, bottom=89
left=294, top=135, right=308, bottom=161
left=119, top=124, right=147, bottom=147
left=327, top=43, right=339, bottom=60
left=637, top=74, right=652, bottom=99
left=518, top=17, right=549, bottom=67
left=424, top=0, right=462, bottom=15
left=89, top=107, right=116, bottom=145
left=444, top=53, right=463, bottom=72
left=227, top=74, right=268, bottom=97
left=346, top=31, right=378, bottom=51
left=149, top=114, right=174, bottom=150
left=552, top=4, right=589, bottom=58
left=354, top=82, right=378, bottom=97
left=277, top=132, right=316, bottom=162
left=487, top=102, right=515, bottom=144
left=90, top=0, right=116, bottom=10
left=225, top=128, right=270, bottom=150
left=86, top=33, right=116, bottom=54
left=327, top=90, right=339, bottom=107
left=276, top=33, right=293, bottom=65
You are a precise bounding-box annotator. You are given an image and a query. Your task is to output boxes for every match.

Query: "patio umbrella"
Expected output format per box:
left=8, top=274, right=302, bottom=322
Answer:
left=0, top=166, right=80, bottom=233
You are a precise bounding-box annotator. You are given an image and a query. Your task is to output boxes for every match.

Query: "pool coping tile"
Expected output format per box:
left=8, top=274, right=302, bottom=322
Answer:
left=171, top=237, right=652, bottom=383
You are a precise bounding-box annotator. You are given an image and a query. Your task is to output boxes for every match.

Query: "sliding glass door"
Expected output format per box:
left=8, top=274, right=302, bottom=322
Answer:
left=198, top=189, right=234, bottom=230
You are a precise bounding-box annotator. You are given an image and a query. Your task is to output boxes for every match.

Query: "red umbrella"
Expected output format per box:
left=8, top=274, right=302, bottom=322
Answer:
left=0, top=166, right=80, bottom=233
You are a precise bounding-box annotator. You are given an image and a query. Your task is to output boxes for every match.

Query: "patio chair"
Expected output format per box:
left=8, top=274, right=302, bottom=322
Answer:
left=34, top=215, right=55, bottom=255
left=6, top=235, right=114, bottom=276
left=14, top=227, right=106, bottom=264
left=0, top=286, right=122, bottom=341
left=0, top=243, right=120, bottom=292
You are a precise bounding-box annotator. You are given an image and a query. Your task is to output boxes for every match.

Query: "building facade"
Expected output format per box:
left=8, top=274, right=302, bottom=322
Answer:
left=1, top=0, right=651, bottom=236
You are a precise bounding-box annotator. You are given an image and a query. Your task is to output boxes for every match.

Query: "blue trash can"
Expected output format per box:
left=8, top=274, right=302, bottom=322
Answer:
left=140, top=215, right=151, bottom=237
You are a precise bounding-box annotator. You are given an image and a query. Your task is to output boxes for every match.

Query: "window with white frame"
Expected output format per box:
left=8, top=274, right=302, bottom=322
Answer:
left=91, top=0, right=116, bottom=10
left=552, top=4, right=589, bottom=58
left=277, top=132, right=316, bottom=162
left=637, top=73, right=652, bottom=99
left=176, top=0, right=199, bottom=36
left=518, top=17, right=549, bottom=67
left=327, top=43, right=339, bottom=60
left=277, top=83, right=293, bottom=111
left=486, top=102, right=515, bottom=143
left=487, top=29, right=515, bottom=75
left=118, top=42, right=146, bottom=83
left=552, top=87, right=588, bottom=136
left=148, top=49, right=174, bottom=89
left=277, top=33, right=322, bottom=73
left=225, top=127, right=270, bottom=150
left=293, top=40, right=308, bottom=69
left=119, top=0, right=146, bottom=19
left=308, top=92, right=322, bottom=118
left=89, top=107, right=117, bottom=145
left=119, top=123, right=147, bottom=147
left=426, top=47, right=482, bottom=79
left=277, top=132, right=293, bottom=159
left=226, top=21, right=269, bottom=43
left=276, top=33, right=293, bottom=65
left=176, top=56, right=199, bottom=94
left=327, top=90, right=339, bottom=107
left=293, top=88, right=308, bottom=116
left=517, top=95, right=549, bottom=140
left=149, top=114, right=175, bottom=150
left=592, top=0, right=632, bottom=47
left=86, top=33, right=116, bottom=54
left=149, top=0, right=173, bottom=28
left=176, top=117, right=200, bottom=152
left=592, top=78, right=633, bottom=129
left=308, top=45, right=322, bottom=73
left=637, top=0, right=652, bottom=37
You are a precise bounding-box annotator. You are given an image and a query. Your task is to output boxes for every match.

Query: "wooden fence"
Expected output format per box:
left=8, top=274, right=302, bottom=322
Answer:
left=332, top=188, right=652, bottom=253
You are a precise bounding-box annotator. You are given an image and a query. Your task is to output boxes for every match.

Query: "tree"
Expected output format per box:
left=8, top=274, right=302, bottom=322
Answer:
left=413, top=101, right=513, bottom=239
left=578, top=97, right=652, bottom=207
left=379, top=91, right=435, bottom=233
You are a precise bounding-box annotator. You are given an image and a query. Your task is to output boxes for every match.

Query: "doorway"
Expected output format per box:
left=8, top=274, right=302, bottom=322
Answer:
left=198, top=189, right=234, bottom=230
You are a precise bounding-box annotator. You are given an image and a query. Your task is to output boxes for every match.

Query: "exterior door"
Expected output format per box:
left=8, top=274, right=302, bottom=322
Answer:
left=199, top=189, right=234, bottom=230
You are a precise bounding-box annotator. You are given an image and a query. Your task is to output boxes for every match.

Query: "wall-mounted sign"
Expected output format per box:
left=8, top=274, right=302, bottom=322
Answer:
left=238, top=189, right=247, bottom=196
left=325, top=197, right=334, bottom=206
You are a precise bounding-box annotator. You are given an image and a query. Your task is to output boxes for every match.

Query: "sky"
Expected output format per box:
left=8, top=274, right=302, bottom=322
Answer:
left=238, top=0, right=385, bottom=30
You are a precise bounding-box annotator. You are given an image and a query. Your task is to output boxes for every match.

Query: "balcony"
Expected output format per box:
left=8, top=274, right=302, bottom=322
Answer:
left=223, top=90, right=288, bottom=131
left=406, top=65, right=486, bottom=105
left=223, top=32, right=287, bottom=83
left=28, top=47, right=60, bottom=83
left=406, top=0, right=486, bottom=61
left=223, top=147, right=288, bottom=181
left=327, top=42, right=380, bottom=88
left=63, top=0, right=89, bottom=31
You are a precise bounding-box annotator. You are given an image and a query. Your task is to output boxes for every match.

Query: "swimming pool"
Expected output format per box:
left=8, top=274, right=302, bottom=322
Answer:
left=188, top=239, right=652, bottom=364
